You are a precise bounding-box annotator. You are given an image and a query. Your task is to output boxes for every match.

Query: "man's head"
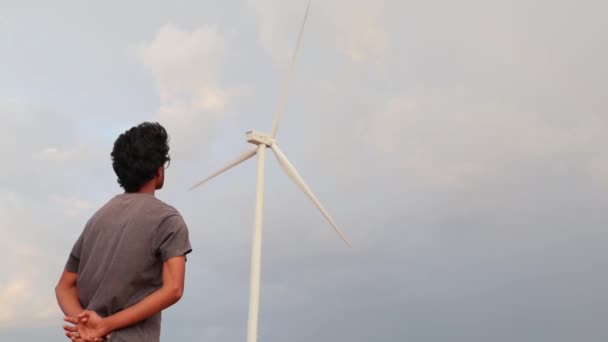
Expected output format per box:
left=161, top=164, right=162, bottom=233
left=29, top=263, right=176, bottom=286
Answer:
left=111, top=122, right=171, bottom=193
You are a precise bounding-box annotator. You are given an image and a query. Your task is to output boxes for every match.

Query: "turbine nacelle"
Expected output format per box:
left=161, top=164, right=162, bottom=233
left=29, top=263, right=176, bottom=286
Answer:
left=246, top=130, right=275, bottom=147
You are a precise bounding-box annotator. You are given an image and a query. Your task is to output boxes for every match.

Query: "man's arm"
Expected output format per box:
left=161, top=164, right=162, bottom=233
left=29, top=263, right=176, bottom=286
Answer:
left=107, top=255, right=186, bottom=330
left=77, top=255, right=186, bottom=338
left=55, top=271, right=84, bottom=317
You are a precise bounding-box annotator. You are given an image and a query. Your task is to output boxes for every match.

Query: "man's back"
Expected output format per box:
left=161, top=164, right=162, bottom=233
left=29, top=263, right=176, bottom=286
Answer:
left=65, top=193, right=191, bottom=342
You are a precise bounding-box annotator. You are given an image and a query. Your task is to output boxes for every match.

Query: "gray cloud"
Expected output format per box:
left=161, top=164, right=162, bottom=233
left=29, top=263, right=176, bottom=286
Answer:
left=1, top=0, right=607, bottom=341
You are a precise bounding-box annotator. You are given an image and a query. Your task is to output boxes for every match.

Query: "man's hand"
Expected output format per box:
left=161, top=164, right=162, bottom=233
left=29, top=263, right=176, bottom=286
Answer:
left=64, top=312, right=111, bottom=342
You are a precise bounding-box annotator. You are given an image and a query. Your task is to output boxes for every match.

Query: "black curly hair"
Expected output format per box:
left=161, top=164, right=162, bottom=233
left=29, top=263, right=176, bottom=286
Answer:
left=111, top=122, right=171, bottom=192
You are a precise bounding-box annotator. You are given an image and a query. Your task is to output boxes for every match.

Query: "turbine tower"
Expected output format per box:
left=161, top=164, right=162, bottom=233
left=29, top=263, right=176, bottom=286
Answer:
left=190, top=2, right=350, bottom=341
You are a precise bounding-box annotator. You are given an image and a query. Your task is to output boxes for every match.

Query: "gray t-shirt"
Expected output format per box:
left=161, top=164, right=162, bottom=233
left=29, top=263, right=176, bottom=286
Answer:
left=65, top=193, right=192, bottom=342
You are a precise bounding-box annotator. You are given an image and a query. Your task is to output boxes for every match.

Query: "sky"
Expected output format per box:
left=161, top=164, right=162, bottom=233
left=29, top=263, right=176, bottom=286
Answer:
left=1, top=0, right=607, bottom=341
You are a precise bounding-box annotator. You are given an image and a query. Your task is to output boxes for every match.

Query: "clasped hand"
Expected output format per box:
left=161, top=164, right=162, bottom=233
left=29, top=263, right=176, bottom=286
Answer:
left=63, top=311, right=111, bottom=342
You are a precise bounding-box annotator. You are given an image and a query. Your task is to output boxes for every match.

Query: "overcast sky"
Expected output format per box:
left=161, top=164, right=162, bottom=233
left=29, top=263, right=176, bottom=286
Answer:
left=1, top=0, right=607, bottom=341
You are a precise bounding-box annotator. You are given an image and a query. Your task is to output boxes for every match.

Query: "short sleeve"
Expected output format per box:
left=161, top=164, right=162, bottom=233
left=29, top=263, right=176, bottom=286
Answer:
left=155, top=214, right=192, bottom=262
left=65, top=233, right=84, bottom=273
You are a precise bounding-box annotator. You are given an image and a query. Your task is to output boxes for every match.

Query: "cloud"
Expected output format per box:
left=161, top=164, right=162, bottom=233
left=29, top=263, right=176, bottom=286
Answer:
left=249, top=0, right=390, bottom=64
left=0, top=191, right=84, bottom=327
left=0, top=192, right=96, bottom=328
left=247, top=0, right=295, bottom=65
left=133, top=24, right=239, bottom=158
left=0, top=273, right=56, bottom=327
left=36, top=146, right=86, bottom=162
left=0, top=102, right=104, bottom=328
left=363, top=94, right=596, bottom=188
left=135, top=24, right=227, bottom=96
left=586, top=136, right=608, bottom=190
left=324, top=0, right=390, bottom=63
left=2, top=1, right=608, bottom=340
left=48, top=194, right=96, bottom=218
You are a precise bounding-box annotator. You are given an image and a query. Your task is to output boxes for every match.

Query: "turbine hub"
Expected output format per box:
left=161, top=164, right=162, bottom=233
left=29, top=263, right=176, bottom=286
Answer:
left=246, top=130, right=275, bottom=147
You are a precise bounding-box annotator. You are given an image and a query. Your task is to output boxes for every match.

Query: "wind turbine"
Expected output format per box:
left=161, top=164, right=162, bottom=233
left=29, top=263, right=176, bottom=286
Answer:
left=190, top=2, right=350, bottom=341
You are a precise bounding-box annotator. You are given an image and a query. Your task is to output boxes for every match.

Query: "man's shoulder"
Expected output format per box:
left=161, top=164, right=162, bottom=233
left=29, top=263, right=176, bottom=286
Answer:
left=89, top=193, right=183, bottom=225
left=136, top=195, right=187, bottom=227
left=146, top=196, right=182, bottom=217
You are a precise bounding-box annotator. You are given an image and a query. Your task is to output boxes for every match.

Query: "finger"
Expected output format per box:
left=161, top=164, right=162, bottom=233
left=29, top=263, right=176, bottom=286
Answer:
left=70, top=331, right=82, bottom=340
left=63, top=324, right=78, bottom=332
left=64, top=316, right=79, bottom=324
left=76, top=312, right=90, bottom=324
left=85, top=338, right=103, bottom=342
left=77, top=310, right=92, bottom=318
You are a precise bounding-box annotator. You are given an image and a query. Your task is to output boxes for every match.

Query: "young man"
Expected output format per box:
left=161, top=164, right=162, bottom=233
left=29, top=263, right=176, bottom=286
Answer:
left=55, top=122, right=192, bottom=342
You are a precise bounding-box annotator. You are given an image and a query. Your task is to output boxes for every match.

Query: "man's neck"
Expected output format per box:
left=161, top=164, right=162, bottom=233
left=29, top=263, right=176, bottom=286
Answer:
left=136, top=182, right=156, bottom=195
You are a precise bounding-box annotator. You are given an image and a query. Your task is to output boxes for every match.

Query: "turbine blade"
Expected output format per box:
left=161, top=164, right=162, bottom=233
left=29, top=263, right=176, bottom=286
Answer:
left=270, top=144, right=351, bottom=246
left=190, top=147, right=258, bottom=190
left=270, top=0, right=311, bottom=138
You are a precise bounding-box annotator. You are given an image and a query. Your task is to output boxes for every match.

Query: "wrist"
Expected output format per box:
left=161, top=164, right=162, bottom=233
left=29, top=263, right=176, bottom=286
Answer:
left=101, top=316, right=115, bottom=335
